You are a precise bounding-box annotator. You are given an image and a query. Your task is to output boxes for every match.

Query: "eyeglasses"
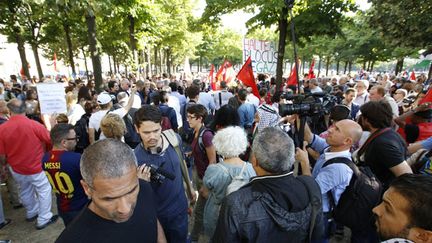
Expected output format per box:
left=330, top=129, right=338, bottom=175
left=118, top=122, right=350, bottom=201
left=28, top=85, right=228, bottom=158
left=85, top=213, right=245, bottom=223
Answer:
left=65, top=137, right=78, bottom=141
left=187, top=115, right=197, bottom=120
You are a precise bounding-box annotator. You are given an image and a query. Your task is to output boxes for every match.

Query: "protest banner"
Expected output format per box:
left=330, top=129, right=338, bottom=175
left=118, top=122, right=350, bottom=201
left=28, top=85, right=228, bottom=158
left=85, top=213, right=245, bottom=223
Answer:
left=243, top=38, right=278, bottom=75
left=36, top=83, right=67, bottom=115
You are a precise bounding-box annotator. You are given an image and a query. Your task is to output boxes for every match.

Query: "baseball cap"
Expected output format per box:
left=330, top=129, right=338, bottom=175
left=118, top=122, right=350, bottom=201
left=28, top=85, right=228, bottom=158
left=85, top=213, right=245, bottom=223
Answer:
left=97, top=93, right=112, bottom=105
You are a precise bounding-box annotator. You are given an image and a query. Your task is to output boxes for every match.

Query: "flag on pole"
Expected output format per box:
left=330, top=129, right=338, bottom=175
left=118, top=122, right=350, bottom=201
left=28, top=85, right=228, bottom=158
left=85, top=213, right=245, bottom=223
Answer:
left=53, top=53, right=58, bottom=72
left=209, top=64, right=216, bottom=90
left=308, top=59, right=316, bottom=79
left=419, top=88, right=432, bottom=104
left=410, top=71, right=416, bottom=81
left=237, top=57, right=259, bottom=98
left=287, top=62, right=298, bottom=86
left=216, top=60, right=236, bottom=85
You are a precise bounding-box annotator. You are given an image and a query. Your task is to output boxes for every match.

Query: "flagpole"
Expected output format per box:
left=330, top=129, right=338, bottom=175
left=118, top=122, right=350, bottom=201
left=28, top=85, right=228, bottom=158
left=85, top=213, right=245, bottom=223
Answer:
left=285, top=0, right=300, bottom=94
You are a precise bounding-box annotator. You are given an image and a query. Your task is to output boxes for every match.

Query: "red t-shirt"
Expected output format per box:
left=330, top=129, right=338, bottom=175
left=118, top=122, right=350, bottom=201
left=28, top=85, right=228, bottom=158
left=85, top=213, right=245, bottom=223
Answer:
left=0, top=115, right=52, bottom=175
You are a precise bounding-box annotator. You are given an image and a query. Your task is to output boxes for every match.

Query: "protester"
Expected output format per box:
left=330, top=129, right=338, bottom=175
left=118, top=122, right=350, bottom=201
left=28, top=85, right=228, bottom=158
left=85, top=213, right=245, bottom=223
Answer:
left=42, top=123, right=88, bottom=226
left=100, top=113, right=126, bottom=141
left=373, top=174, right=432, bottom=243
left=187, top=104, right=217, bottom=242
left=202, top=126, right=256, bottom=238
left=0, top=99, right=58, bottom=230
left=88, top=88, right=135, bottom=144
left=353, top=80, right=369, bottom=106
left=357, top=100, right=412, bottom=189
left=213, top=127, right=324, bottom=242
left=56, top=139, right=165, bottom=243
left=213, top=81, right=233, bottom=110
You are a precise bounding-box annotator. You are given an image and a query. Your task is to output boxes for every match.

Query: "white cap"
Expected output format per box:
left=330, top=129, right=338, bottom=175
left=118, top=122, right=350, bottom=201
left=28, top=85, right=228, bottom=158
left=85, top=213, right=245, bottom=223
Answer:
left=97, top=93, right=112, bottom=105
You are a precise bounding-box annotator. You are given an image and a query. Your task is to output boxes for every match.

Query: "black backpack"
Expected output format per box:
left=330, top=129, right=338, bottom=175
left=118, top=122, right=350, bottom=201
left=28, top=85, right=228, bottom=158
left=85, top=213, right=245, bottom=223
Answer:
left=74, top=113, right=91, bottom=153
left=323, top=157, right=383, bottom=232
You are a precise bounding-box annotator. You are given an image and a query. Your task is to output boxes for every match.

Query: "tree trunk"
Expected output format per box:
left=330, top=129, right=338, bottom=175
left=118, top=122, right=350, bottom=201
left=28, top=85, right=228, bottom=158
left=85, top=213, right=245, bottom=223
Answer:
left=325, top=56, right=330, bottom=76
left=85, top=12, right=102, bottom=91
left=63, top=22, right=76, bottom=75
left=370, top=60, right=375, bottom=72
left=275, top=6, right=288, bottom=91
left=301, top=59, right=305, bottom=75
left=336, top=60, right=340, bottom=74
left=145, top=48, right=151, bottom=78
left=344, top=61, right=348, bottom=74
left=428, top=62, right=432, bottom=80
left=363, top=61, right=367, bottom=71
left=154, top=47, right=158, bottom=75
left=128, top=15, right=137, bottom=60
left=166, top=48, right=171, bottom=75
left=159, top=48, right=163, bottom=74
left=108, top=55, right=113, bottom=74
left=395, top=58, right=404, bottom=75
left=81, top=47, right=90, bottom=80
left=113, top=55, right=117, bottom=74
left=317, top=56, right=322, bottom=77
left=125, top=65, right=128, bottom=76
left=31, top=43, right=44, bottom=80
left=348, top=61, right=352, bottom=73
left=15, top=31, right=30, bottom=78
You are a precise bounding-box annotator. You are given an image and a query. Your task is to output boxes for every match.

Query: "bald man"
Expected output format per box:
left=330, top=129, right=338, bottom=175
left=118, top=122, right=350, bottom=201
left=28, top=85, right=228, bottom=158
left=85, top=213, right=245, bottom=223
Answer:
left=296, top=119, right=378, bottom=242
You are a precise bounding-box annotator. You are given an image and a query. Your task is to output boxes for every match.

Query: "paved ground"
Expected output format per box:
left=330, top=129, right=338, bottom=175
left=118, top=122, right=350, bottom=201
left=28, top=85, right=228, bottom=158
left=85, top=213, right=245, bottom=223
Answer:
left=0, top=186, right=63, bottom=243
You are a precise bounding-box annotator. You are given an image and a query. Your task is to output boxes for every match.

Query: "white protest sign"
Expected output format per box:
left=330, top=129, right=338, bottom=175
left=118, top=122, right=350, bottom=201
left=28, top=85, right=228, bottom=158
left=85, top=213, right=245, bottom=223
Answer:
left=243, top=39, right=278, bottom=74
left=36, top=83, right=67, bottom=115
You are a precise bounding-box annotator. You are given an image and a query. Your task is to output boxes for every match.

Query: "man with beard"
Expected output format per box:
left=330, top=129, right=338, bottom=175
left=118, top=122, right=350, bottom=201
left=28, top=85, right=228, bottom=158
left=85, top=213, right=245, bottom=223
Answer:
left=56, top=139, right=166, bottom=243
left=357, top=100, right=412, bottom=189
left=373, top=174, right=432, bottom=243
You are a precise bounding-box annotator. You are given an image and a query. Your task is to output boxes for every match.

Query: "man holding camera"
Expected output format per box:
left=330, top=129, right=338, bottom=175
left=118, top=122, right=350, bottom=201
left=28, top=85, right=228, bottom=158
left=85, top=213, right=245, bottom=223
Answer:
left=133, top=105, right=193, bottom=243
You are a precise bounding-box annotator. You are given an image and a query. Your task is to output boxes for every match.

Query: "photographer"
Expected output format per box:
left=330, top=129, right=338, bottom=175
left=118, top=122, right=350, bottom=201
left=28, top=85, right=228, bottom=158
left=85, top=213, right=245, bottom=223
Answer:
left=133, top=105, right=191, bottom=243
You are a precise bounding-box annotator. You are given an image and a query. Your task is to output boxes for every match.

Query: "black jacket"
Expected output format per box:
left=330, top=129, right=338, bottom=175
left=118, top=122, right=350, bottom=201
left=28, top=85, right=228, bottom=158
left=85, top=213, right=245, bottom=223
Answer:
left=213, top=172, right=325, bottom=243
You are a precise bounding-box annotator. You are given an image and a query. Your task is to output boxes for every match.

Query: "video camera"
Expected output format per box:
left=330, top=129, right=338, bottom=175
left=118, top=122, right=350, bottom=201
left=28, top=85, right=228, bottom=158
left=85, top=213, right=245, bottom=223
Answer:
left=279, top=92, right=338, bottom=117
left=145, top=163, right=175, bottom=184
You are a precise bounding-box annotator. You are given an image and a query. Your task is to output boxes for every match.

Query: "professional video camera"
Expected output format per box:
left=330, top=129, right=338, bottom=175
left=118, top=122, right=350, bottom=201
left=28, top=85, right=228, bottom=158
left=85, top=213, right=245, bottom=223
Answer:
left=145, top=163, right=175, bottom=184
left=279, top=92, right=338, bottom=117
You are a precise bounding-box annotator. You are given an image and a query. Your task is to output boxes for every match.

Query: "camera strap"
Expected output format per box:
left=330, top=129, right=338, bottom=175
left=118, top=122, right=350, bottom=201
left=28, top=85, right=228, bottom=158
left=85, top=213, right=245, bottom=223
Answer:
left=356, top=128, right=391, bottom=163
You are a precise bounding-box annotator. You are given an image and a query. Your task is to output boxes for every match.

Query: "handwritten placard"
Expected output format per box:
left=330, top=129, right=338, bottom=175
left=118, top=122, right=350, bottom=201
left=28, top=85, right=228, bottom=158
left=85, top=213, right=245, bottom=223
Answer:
left=36, top=83, right=67, bottom=115
left=243, top=39, right=278, bottom=74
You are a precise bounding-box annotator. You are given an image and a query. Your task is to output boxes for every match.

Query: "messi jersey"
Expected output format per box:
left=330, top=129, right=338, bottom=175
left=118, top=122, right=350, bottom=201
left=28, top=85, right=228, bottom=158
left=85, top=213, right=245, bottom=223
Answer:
left=42, top=150, right=88, bottom=212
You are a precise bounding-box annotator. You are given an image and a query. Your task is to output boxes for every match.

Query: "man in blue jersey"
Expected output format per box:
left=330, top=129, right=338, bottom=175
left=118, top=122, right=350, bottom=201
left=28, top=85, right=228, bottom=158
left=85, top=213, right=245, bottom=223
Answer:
left=42, top=123, right=88, bottom=226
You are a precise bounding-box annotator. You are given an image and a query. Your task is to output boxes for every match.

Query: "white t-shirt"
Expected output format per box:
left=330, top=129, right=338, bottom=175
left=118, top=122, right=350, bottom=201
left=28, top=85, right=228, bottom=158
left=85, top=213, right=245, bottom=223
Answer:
left=246, top=93, right=259, bottom=108
left=89, top=107, right=127, bottom=140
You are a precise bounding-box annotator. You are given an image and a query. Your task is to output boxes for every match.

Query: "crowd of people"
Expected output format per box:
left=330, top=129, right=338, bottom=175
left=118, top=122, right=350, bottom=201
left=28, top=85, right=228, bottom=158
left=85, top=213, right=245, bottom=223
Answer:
left=0, top=70, right=431, bottom=243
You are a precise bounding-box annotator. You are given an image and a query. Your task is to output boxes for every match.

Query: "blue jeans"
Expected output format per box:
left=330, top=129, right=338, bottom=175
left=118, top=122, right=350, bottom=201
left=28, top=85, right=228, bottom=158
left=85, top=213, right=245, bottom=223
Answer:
left=159, top=210, right=188, bottom=243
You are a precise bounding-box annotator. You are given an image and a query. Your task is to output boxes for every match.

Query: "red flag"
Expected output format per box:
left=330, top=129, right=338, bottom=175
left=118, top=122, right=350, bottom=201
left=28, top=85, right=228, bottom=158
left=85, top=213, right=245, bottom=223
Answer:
left=215, top=60, right=236, bottom=88
left=53, top=53, right=58, bottom=72
left=410, top=71, right=416, bottom=81
left=419, top=88, right=432, bottom=104
left=308, top=59, right=316, bottom=78
left=237, top=57, right=259, bottom=98
left=287, top=62, right=298, bottom=86
left=209, top=64, right=216, bottom=90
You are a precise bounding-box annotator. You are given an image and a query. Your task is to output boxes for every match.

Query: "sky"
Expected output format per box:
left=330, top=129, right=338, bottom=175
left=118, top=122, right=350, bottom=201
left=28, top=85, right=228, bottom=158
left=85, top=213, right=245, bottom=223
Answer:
left=194, top=0, right=372, bottom=35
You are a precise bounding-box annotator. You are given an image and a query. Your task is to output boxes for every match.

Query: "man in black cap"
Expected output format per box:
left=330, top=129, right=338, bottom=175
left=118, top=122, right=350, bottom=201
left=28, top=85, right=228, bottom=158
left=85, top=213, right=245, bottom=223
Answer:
left=394, top=102, right=432, bottom=143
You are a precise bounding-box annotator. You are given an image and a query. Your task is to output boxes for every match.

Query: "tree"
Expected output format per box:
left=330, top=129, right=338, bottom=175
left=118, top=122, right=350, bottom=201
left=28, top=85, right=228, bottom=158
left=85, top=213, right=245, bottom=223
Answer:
left=0, top=0, right=31, bottom=78
left=202, top=0, right=356, bottom=90
left=368, top=0, right=432, bottom=77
